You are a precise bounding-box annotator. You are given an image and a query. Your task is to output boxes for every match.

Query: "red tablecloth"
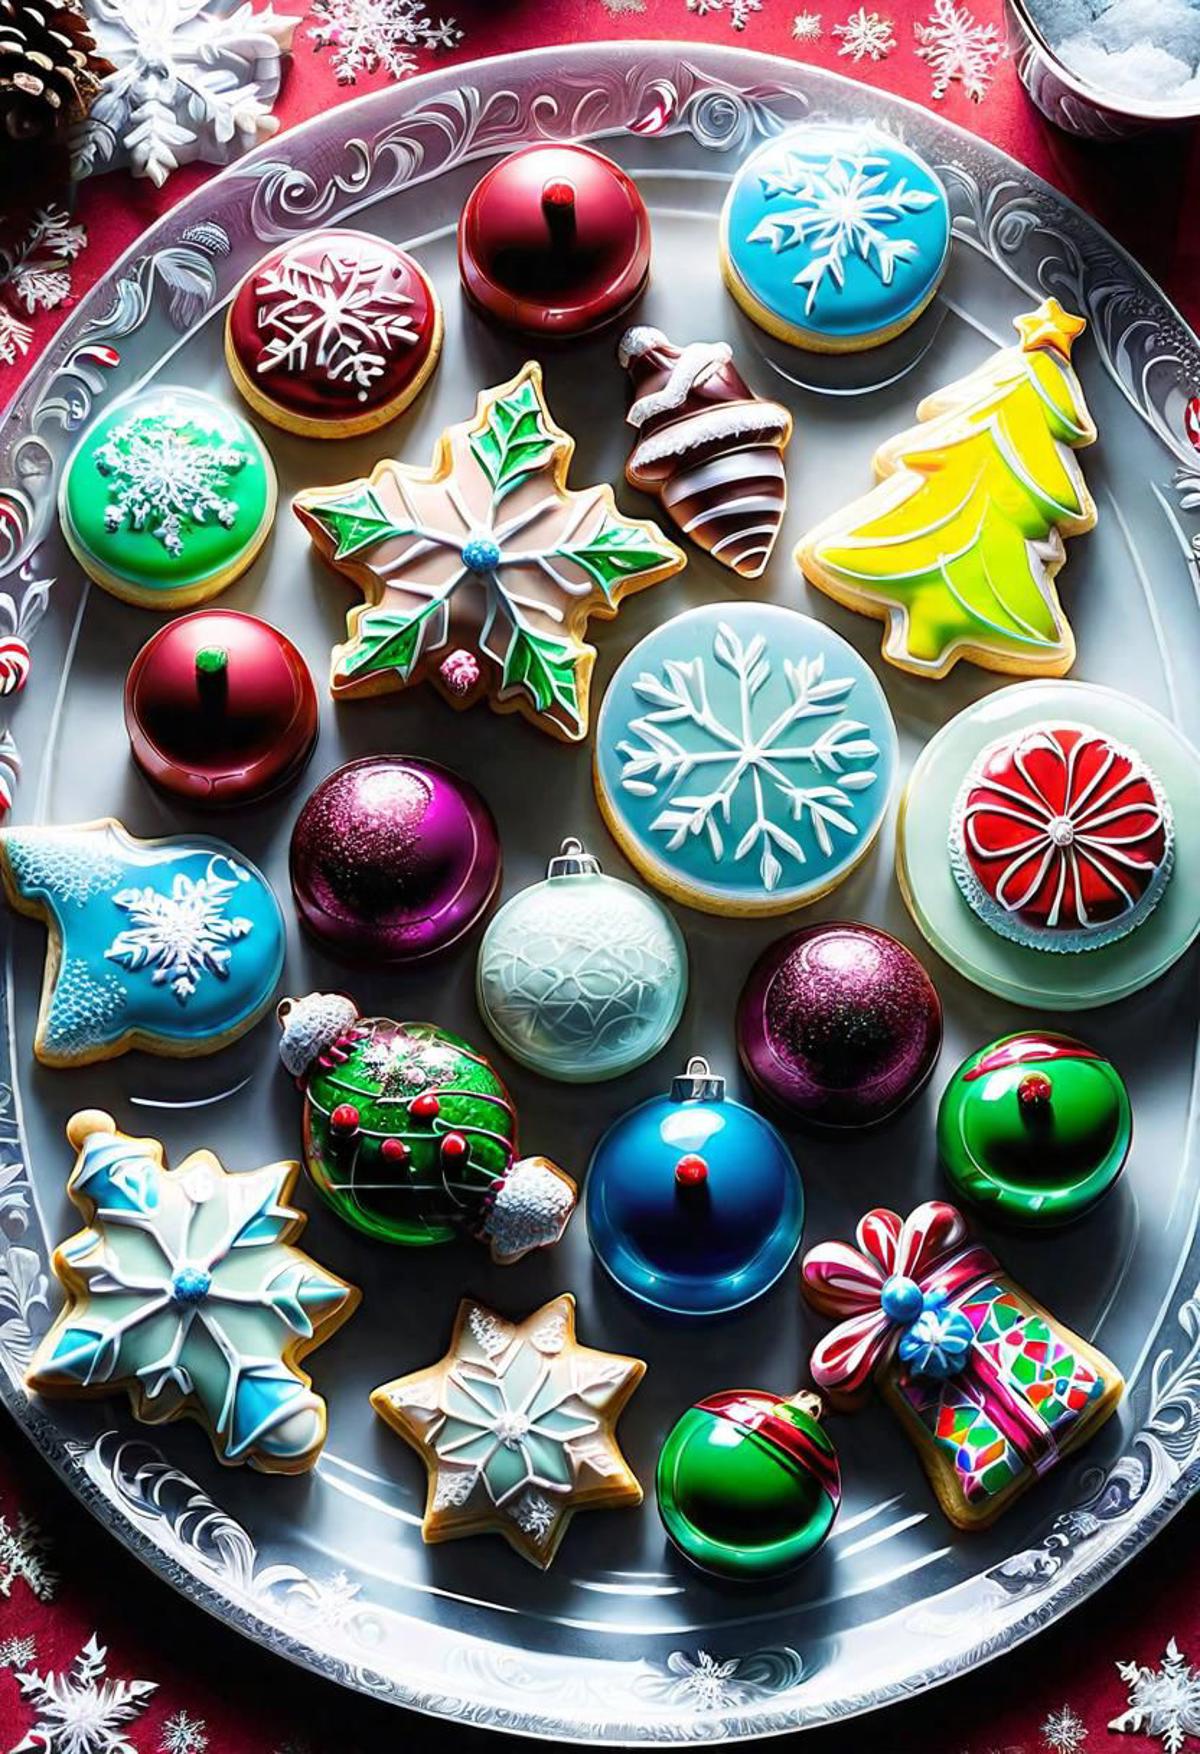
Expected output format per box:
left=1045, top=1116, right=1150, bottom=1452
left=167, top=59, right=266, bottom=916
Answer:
left=3, top=3, right=1200, bottom=1749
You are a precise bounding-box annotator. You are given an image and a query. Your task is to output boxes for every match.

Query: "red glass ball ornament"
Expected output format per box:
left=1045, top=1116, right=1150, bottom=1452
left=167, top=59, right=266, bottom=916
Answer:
left=124, top=611, right=318, bottom=807
left=458, top=144, right=651, bottom=338
left=439, top=1131, right=469, bottom=1162
left=674, top=1153, right=709, bottom=1188
left=331, top=1103, right=360, bottom=1135
left=380, top=1136, right=410, bottom=1165
left=410, top=1091, right=441, bottom=1122
left=1018, top=1071, right=1054, bottom=1109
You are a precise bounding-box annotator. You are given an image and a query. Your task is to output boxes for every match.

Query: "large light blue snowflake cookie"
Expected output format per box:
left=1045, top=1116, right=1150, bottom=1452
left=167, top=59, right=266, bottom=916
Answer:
left=28, top=1110, right=359, bottom=1473
left=720, top=122, right=951, bottom=352
left=0, top=818, right=286, bottom=1066
left=594, top=602, right=898, bottom=916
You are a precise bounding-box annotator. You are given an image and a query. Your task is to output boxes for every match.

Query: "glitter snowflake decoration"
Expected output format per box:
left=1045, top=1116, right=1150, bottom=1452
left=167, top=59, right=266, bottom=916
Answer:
left=12, top=1634, right=156, bottom=1754
left=0, top=1636, right=37, bottom=1669
left=685, top=0, right=764, bottom=29
left=1111, top=1640, right=1200, bottom=1754
left=0, top=1508, right=56, bottom=1601
left=833, top=7, right=895, bottom=59
left=94, top=414, right=249, bottom=557
left=792, top=11, right=822, bottom=39
left=255, top=249, right=420, bottom=397
left=914, top=0, right=1004, bottom=100
left=0, top=207, right=87, bottom=363
left=105, top=856, right=255, bottom=1004
left=747, top=141, right=940, bottom=314
left=1042, top=1705, right=1089, bottom=1754
left=308, top=0, right=462, bottom=84
left=160, top=1711, right=209, bottom=1754
left=617, top=620, right=882, bottom=893
left=74, top=0, right=297, bottom=187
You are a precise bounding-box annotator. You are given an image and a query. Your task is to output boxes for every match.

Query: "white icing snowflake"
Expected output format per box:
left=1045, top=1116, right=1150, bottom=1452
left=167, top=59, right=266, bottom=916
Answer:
left=1042, top=1705, right=1088, bottom=1753
left=685, top=0, right=763, bottom=29
left=510, top=1488, right=557, bottom=1541
left=11, top=1634, right=156, bottom=1754
left=1111, top=1640, right=1200, bottom=1753
left=833, top=7, right=895, bottom=59
left=0, top=307, right=33, bottom=366
left=914, top=0, right=1004, bottom=100
left=0, top=1508, right=56, bottom=1601
left=105, top=856, right=255, bottom=1004
left=617, top=620, right=881, bottom=894
left=747, top=140, right=940, bottom=314
left=308, top=0, right=462, bottom=84
left=0, top=207, right=87, bottom=361
left=94, top=413, right=250, bottom=557
left=663, top=1650, right=742, bottom=1710
left=0, top=1635, right=37, bottom=1669
left=160, top=1710, right=209, bottom=1754
left=255, top=249, right=420, bottom=398
left=73, top=0, right=297, bottom=188
left=792, top=11, right=822, bottom=39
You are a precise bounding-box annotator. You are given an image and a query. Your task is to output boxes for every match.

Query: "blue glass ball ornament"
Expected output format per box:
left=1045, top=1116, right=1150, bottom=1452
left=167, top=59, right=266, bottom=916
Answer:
left=476, top=838, right=688, bottom=1083
left=585, top=1056, right=805, bottom=1317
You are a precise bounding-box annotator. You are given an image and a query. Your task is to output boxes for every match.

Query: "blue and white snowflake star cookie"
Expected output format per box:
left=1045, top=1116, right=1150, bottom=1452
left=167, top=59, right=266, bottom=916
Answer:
left=59, top=384, right=277, bottom=609
left=593, top=601, right=898, bottom=916
left=27, top=1110, right=359, bottom=1473
left=720, top=122, right=951, bottom=353
left=0, top=817, right=286, bottom=1066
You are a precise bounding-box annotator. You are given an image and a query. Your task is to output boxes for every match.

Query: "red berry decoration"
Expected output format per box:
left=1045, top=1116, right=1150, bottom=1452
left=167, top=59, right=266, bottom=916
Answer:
left=952, top=723, right=1174, bottom=953
left=380, top=1136, right=410, bottom=1165
left=674, top=1153, right=709, bottom=1188
left=331, top=1103, right=360, bottom=1135
left=1018, top=1071, right=1053, bottom=1109
left=440, top=1132, right=469, bottom=1163
left=410, top=1091, right=440, bottom=1122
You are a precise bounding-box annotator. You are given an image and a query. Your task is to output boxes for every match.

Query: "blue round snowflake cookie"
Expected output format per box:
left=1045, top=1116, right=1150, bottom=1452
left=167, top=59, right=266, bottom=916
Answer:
left=720, top=123, right=951, bottom=352
left=594, top=602, right=898, bottom=915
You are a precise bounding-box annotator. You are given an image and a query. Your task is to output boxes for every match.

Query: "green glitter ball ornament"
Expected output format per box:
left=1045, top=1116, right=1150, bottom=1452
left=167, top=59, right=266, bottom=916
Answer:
left=656, top=1388, right=840, bottom=1581
left=277, top=992, right=577, bottom=1263
left=937, top=1030, right=1131, bottom=1226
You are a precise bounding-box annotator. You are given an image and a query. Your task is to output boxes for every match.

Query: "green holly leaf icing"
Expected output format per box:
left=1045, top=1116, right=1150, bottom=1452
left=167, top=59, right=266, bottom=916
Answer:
left=338, top=598, right=445, bottom=682
left=500, top=624, right=583, bottom=734
left=469, top=378, right=559, bottom=500
left=554, top=510, right=677, bottom=602
left=306, top=484, right=413, bottom=561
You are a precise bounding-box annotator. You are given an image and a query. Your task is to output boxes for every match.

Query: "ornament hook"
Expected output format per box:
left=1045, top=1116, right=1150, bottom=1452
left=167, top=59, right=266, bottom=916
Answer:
left=672, top=1055, right=726, bottom=1103
left=548, top=837, right=602, bottom=879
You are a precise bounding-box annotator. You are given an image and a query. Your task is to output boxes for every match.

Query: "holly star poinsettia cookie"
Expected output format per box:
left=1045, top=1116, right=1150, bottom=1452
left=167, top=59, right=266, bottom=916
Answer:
left=293, top=362, right=686, bottom=742
left=27, top=1110, right=359, bottom=1473
left=797, top=299, right=1097, bottom=679
left=371, top=1294, right=645, bottom=1568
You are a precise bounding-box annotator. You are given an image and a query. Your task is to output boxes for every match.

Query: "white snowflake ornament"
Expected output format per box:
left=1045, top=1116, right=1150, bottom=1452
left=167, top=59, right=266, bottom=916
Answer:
left=0, top=1507, right=56, bottom=1601
left=160, top=1711, right=209, bottom=1754
left=914, top=0, right=1005, bottom=101
left=1042, top=1705, right=1089, bottom=1754
left=307, top=0, right=461, bottom=84
left=792, top=11, right=822, bottom=39
left=0, top=205, right=87, bottom=362
left=73, top=0, right=299, bottom=188
left=12, top=1634, right=156, bottom=1754
left=1111, top=1639, right=1200, bottom=1754
left=833, top=7, right=895, bottom=60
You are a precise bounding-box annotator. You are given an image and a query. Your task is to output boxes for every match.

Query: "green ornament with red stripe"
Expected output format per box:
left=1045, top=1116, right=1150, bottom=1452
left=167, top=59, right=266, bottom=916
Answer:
left=937, top=1030, right=1131, bottom=1226
left=656, top=1387, right=841, bottom=1580
left=276, top=992, right=576, bottom=1263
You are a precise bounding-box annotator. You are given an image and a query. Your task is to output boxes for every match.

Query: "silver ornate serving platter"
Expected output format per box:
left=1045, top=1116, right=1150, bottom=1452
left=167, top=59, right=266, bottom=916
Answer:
left=2, top=41, right=1200, bottom=1743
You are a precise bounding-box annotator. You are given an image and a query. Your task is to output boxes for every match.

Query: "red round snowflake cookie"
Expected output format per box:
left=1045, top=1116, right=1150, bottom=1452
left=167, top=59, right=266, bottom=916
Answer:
left=951, top=722, right=1173, bottom=953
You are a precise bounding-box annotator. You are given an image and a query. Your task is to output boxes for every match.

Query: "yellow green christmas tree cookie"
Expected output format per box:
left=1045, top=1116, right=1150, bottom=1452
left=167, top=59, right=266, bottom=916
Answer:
left=796, top=299, right=1098, bottom=680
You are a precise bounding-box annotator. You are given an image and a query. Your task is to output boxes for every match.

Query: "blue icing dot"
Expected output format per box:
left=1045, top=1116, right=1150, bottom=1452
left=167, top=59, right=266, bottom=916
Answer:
left=594, top=602, right=897, bottom=913
left=461, top=533, right=502, bottom=573
left=171, top=1266, right=212, bottom=1307
left=722, top=123, right=950, bottom=344
left=881, top=1273, right=924, bottom=1323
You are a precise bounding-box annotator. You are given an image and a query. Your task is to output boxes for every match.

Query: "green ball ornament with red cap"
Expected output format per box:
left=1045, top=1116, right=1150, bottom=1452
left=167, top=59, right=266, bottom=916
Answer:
left=656, top=1389, right=840, bottom=1581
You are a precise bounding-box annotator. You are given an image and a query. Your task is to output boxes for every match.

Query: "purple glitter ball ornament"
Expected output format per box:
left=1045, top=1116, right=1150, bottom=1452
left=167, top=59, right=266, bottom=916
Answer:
left=289, top=755, right=501, bottom=964
left=736, top=922, right=942, bottom=1130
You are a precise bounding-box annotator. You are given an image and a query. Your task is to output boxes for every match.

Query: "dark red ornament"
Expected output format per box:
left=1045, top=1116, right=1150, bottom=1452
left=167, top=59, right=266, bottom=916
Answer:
left=225, top=229, right=442, bottom=437
left=457, top=144, right=651, bottom=338
left=380, top=1136, right=410, bottom=1165
left=331, top=1103, right=360, bottom=1135
left=1018, top=1071, right=1054, bottom=1109
left=440, top=1131, right=469, bottom=1162
left=411, top=1092, right=441, bottom=1121
left=124, top=610, right=319, bottom=807
left=289, top=755, right=501, bottom=966
left=737, top=922, right=943, bottom=1131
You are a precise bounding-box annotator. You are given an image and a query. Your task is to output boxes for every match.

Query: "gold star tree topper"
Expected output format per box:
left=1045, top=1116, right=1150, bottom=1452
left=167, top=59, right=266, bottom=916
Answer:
left=293, top=362, right=685, bottom=742
left=371, top=1293, right=645, bottom=1568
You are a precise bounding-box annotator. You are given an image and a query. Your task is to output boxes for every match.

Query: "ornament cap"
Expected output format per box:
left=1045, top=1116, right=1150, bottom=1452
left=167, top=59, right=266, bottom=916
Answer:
left=195, top=645, right=229, bottom=680
left=547, top=836, right=602, bottom=880
left=671, top=1055, right=725, bottom=1104
left=481, top=1156, right=578, bottom=1265
left=276, top=991, right=362, bottom=1079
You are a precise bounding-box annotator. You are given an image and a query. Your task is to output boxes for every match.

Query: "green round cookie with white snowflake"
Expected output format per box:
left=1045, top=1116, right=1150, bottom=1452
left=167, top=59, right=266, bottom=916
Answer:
left=59, top=385, right=277, bottom=609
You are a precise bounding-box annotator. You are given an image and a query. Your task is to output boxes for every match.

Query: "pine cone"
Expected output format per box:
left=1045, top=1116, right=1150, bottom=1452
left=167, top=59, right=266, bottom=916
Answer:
left=620, top=325, right=793, bottom=581
left=0, top=0, right=112, bottom=144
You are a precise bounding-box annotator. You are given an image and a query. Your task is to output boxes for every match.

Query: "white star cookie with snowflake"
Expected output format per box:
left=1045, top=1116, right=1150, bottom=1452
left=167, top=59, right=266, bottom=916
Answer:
left=293, top=361, right=685, bottom=742
left=594, top=601, right=897, bottom=916
left=0, top=818, right=285, bottom=1066
left=371, top=1294, right=644, bottom=1567
left=27, top=1111, right=359, bottom=1472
